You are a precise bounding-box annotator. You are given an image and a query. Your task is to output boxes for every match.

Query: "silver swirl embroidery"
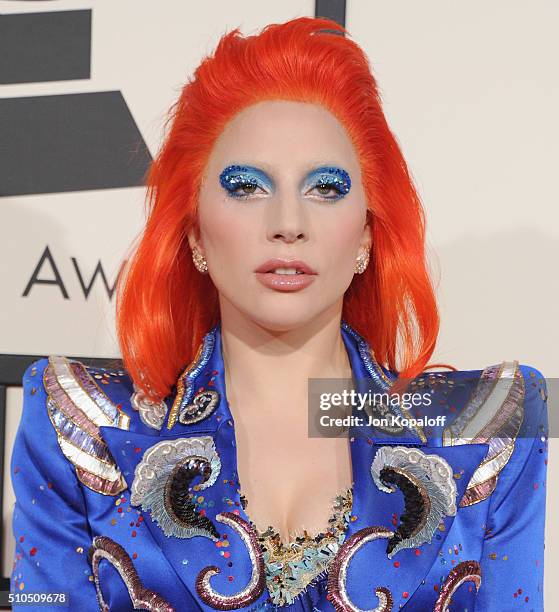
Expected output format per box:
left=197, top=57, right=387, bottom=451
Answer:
left=196, top=512, right=266, bottom=610
left=370, top=446, right=457, bottom=558
left=130, top=436, right=221, bottom=539
left=327, top=525, right=394, bottom=611
left=179, top=389, right=220, bottom=425
left=131, top=384, right=168, bottom=431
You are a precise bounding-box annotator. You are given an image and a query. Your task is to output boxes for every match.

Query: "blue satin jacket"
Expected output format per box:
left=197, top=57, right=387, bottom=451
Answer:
left=10, top=320, right=548, bottom=611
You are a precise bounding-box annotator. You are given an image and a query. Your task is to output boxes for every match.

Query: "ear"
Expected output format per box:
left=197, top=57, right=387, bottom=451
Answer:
left=361, top=211, right=372, bottom=251
left=186, top=226, right=202, bottom=253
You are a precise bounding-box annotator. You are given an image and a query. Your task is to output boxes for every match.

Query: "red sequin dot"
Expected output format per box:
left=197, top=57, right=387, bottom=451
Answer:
left=227, top=576, right=234, bottom=582
left=47, top=482, right=53, bottom=489
left=216, top=541, right=222, bottom=548
left=518, top=588, right=523, bottom=594
left=131, top=531, right=137, bottom=537
left=30, top=547, right=37, bottom=556
left=525, top=597, right=529, bottom=602
left=393, top=561, right=400, bottom=568
left=130, top=521, right=135, bottom=526
left=19, top=536, right=24, bottom=543
left=415, top=549, right=421, bottom=556
left=117, top=508, right=123, bottom=513
left=132, top=553, right=138, bottom=560
left=402, top=591, right=409, bottom=599
left=223, top=552, right=230, bottom=558
left=138, top=516, right=144, bottom=523
left=134, top=447, right=142, bottom=453
left=533, top=483, right=539, bottom=490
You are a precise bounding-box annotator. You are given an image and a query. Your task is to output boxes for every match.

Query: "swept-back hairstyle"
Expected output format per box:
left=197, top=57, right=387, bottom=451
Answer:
left=116, top=16, right=442, bottom=402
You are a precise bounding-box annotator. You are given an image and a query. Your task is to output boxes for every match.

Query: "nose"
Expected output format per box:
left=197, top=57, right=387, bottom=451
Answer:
left=266, top=191, right=308, bottom=244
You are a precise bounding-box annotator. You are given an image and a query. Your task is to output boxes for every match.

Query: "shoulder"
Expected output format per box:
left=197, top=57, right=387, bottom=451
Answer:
left=414, top=360, right=546, bottom=415
left=423, top=360, right=548, bottom=507
left=18, top=355, right=138, bottom=496
left=440, top=360, right=547, bottom=425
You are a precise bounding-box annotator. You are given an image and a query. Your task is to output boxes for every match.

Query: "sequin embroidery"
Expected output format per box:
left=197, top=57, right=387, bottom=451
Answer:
left=130, top=436, right=221, bottom=539
left=370, top=446, right=457, bottom=557
left=44, top=356, right=128, bottom=496
left=240, top=487, right=353, bottom=607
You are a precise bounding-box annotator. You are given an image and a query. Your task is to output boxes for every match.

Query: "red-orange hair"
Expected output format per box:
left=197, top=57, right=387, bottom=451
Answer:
left=116, top=16, right=446, bottom=402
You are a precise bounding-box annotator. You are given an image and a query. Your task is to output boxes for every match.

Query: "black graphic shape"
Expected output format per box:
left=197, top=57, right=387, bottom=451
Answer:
left=315, top=0, right=346, bottom=28
left=0, top=91, right=152, bottom=196
left=0, top=10, right=91, bottom=84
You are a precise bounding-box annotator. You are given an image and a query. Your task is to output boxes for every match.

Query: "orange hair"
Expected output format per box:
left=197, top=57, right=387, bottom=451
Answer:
left=116, top=16, right=446, bottom=402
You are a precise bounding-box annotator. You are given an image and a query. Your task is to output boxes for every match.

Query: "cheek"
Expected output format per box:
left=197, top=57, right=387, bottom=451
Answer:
left=320, top=211, right=364, bottom=267
left=198, top=197, right=253, bottom=263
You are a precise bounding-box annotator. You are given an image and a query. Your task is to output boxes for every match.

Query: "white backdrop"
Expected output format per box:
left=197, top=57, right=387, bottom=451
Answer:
left=1, top=0, right=557, bottom=606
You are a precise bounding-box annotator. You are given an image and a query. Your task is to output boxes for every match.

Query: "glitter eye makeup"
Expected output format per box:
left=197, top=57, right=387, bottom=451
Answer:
left=303, top=167, right=351, bottom=202
left=219, top=164, right=351, bottom=202
left=219, top=165, right=273, bottom=200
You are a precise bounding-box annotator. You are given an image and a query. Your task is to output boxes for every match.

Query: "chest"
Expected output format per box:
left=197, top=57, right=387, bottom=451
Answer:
left=229, top=401, right=354, bottom=543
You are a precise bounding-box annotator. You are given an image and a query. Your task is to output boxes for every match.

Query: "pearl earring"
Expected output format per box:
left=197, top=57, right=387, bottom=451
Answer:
left=192, top=247, right=208, bottom=273
left=354, top=248, right=370, bottom=274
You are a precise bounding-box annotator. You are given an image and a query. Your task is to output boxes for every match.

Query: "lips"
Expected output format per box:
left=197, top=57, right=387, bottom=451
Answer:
left=254, top=258, right=317, bottom=275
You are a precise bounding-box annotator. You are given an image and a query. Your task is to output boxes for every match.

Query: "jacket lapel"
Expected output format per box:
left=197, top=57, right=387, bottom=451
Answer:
left=343, top=436, right=489, bottom=609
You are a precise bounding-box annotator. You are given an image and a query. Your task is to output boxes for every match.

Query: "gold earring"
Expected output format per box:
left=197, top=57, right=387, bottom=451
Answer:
left=192, top=247, right=208, bottom=273
left=354, top=248, right=370, bottom=274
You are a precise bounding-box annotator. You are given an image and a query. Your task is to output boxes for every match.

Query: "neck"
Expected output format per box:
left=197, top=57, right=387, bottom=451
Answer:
left=219, top=303, right=353, bottom=413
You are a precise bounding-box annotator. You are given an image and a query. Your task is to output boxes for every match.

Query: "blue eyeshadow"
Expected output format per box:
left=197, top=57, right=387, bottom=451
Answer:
left=219, top=164, right=351, bottom=201
left=305, top=167, right=351, bottom=197
left=219, top=165, right=273, bottom=197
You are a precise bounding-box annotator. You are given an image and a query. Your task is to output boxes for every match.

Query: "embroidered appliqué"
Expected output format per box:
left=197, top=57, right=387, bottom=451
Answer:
left=179, top=389, right=220, bottom=425
left=370, top=446, right=457, bottom=557
left=434, top=559, right=482, bottom=611
left=131, top=383, right=168, bottom=430
left=130, top=436, right=221, bottom=539
left=443, top=361, right=525, bottom=506
left=89, top=535, right=175, bottom=611
left=243, top=487, right=353, bottom=607
left=167, top=329, right=216, bottom=430
left=196, top=512, right=266, bottom=609
left=44, top=356, right=129, bottom=496
left=327, top=525, right=394, bottom=611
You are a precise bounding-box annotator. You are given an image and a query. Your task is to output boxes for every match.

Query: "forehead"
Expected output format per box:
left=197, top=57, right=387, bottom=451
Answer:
left=208, top=100, right=359, bottom=171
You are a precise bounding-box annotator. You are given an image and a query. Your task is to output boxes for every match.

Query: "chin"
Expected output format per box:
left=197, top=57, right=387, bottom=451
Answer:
left=246, top=307, right=318, bottom=334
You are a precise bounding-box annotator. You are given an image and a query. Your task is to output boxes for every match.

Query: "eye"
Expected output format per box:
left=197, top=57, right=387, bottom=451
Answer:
left=219, top=165, right=269, bottom=200
left=305, top=168, right=351, bottom=202
left=308, top=180, right=346, bottom=200
left=227, top=180, right=266, bottom=199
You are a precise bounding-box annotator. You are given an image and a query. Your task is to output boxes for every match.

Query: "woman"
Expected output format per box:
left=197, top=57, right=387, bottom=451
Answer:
left=10, top=16, right=548, bottom=611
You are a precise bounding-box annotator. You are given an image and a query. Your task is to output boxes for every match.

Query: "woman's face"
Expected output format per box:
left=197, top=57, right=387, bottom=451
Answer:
left=189, top=100, right=371, bottom=331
